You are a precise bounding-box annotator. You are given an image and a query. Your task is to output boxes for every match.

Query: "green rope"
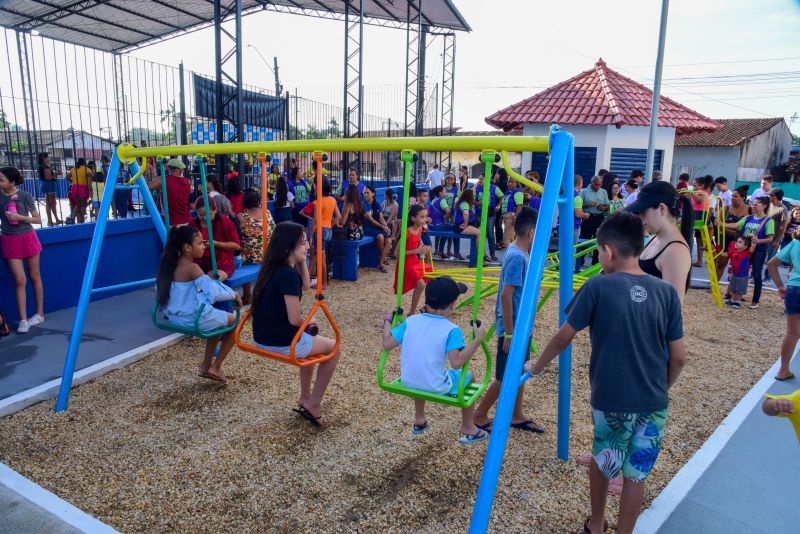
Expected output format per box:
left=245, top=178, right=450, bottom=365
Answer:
left=158, top=158, right=170, bottom=229
left=197, top=158, right=219, bottom=279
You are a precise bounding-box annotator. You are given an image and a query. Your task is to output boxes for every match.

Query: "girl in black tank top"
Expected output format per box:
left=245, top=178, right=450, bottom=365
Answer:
left=639, top=239, right=690, bottom=279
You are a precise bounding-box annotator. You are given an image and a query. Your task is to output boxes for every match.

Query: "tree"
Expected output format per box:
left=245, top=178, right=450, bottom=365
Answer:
left=792, top=133, right=800, bottom=145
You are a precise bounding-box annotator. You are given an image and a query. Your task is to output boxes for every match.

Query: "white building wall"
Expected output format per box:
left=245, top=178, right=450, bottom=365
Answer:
left=520, top=123, right=675, bottom=179
left=671, top=146, right=739, bottom=181
left=738, top=121, right=793, bottom=181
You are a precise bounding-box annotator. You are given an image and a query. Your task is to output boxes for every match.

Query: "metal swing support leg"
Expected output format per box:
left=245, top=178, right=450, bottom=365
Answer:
left=468, top=127, right=575, bottom=533
left=55, top=151, right=167, bottom=412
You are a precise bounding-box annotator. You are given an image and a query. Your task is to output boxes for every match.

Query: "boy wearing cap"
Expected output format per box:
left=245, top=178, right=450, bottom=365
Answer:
left=527, top=212, right=686, bottom=534
left=148, top=158, right=192, bottom=226
left=474, top=207, right=544, bottom=433
left=381, top=276, right=490, bottom=444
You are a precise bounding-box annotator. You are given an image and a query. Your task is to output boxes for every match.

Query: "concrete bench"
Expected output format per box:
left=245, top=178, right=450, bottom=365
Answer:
left=330, top=236, right=378, bottom=281
left=426, top=229, right=478, bottom=268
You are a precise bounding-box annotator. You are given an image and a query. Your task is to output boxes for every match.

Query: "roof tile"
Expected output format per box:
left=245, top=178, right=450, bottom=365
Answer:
left=486, top=59, right=720, bottom=135
left=674, top=118, right=786, bottom=147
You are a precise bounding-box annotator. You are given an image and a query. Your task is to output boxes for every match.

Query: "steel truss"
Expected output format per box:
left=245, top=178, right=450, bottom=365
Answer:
left=343, top=0, right=363, bottom=174
left=15, top=30, right=39, bottom=175
left=214, top=0, right=244, bottom=181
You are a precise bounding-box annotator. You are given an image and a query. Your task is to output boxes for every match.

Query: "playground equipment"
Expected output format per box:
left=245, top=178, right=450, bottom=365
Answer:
left=765, top=390, right=800, bottom=443
left=54, top=131, right=575, bottom=534
left=233, top=151, right=341, bottom=367
left=681, top=189, right=724, bottom=309
left=150, top=157, right=240, bottom=338
left=376, top=149, right=496, bottom=408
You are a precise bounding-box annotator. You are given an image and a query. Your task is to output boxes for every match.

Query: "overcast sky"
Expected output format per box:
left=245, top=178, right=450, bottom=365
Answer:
left=127, top=0, right=798, bottom=136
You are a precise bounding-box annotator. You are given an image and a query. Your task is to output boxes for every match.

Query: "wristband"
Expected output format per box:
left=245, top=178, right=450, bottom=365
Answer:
left=504, top=333, right=513, bottom=339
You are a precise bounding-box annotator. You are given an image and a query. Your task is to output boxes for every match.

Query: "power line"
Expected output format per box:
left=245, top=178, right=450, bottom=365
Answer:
left=623, top=56, right=800, bottom=68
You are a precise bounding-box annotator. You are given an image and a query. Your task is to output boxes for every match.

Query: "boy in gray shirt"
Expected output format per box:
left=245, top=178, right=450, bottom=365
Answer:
left=528, top=211, right=687, bottom=534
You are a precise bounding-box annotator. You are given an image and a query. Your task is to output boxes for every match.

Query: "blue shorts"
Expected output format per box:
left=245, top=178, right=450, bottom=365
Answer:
left=321, top=227, right=332, bottom=249
left=784, top=286, right=800, bottom=315
left=40, top=180, right=57, bottom=194
left=255, top=332, right=314, bottom=358
left=446, top=369, right=472, bottom=396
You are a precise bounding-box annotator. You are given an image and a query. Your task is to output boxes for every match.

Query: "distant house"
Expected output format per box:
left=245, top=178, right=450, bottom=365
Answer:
left=672, top=118, right=792, bottom=182
left=485, top=59, right=719, bottom=184
left=0, top=129, right=113, bottom=175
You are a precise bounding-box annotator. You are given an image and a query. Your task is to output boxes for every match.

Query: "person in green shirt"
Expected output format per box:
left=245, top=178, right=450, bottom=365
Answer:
left=500, top=177, right=525, bottom=246
left=579, top=175, right=610, bottom=265
left=725, top=196, right=774, bottom=309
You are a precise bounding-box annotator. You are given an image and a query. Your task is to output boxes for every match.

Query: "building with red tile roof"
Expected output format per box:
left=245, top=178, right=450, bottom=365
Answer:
left=485, top=59, right=721, bottom=183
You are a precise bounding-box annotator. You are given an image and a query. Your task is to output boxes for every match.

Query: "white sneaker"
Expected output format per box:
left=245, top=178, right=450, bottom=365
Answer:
left=17, top=320, right=30, bottom=334
left=28, top=314, right=44, bottom=327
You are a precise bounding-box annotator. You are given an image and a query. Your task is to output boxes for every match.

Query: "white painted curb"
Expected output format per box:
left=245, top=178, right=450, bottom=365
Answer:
left=635, top=349, right=794, bottom=533
left=0, top=463, right=119, bottom=533
left=0, top=333, right=183, bottom=417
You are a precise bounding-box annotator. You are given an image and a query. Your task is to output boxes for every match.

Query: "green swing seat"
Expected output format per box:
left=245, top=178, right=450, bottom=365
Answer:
left=150, top=156, right=240, bottom=338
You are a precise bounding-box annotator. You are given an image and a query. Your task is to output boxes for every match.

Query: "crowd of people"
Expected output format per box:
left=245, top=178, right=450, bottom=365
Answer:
left=3, top=154, right=799, bottom=533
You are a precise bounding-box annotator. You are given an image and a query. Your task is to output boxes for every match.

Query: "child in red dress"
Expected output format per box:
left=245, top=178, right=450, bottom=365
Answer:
left=394, top=204, right=432, bottom=316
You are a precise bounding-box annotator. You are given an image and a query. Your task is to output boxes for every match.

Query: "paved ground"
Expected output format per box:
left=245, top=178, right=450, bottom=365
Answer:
left=0, top=288, right=168, bottom=401
left=655, top=353, right=799, bottom=534
left=0, top=484, right=83, bottom=534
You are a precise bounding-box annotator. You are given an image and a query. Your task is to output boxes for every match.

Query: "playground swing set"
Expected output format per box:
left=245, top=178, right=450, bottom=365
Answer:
left=53, top=128, right=578, bottom=533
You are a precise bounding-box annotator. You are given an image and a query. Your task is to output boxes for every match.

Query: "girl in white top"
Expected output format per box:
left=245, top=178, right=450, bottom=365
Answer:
left=156, top=225, right=241, bottom=383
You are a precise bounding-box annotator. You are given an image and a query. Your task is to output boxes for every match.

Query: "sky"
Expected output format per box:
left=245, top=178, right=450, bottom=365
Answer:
left=50, top=0, right=800, bottom=138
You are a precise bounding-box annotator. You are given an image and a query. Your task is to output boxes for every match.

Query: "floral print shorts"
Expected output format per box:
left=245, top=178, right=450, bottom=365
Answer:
left=591, top=408, right=668, bottom=482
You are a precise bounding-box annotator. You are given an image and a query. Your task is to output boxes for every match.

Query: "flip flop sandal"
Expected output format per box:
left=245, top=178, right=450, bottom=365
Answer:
left=412, top=421, right=429, bottom=435
left=511, top=420, right=545, bottom=433
left=582, top=518, right=609, bottom=534
left=459, top=428, right=489, bottom=445
left=476, top=421, right=493, bottom=432
left=292, top=407, right=322, bottom=427
left=776, top=373, right=796, bottom=381
left=0, top=311, right=10, bottom=337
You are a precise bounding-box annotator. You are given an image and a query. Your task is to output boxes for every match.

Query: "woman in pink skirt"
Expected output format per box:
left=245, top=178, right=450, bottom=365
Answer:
left=0, top=167, right=45, bottom=333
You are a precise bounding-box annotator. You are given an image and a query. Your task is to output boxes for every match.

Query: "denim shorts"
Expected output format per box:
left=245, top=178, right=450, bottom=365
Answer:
left=321, top=227, right=332, bottom=248
left=446, top=369, right=472, bottom=396
left=785, top=286, right=800, bottom=315
left=255, top=332, right=314, bottom=358
left=591, top=408, right=668, bottom=482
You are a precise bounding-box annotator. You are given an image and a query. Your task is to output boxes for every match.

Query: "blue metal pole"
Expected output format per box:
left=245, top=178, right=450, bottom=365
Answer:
left=128, top=160, right=168, bottom=245
left=468, top=127, right=573, bottom=533
left=557, top=135, right=575, bottom=460
left=55, top=150, right=122, bottom=412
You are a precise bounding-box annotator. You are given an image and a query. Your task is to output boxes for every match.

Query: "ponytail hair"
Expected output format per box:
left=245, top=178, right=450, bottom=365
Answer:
left=156, top=226, right=201, bottom=307
left=675, top=194, right=695, bottom=247
left=407, top=204, right=425, bottom=227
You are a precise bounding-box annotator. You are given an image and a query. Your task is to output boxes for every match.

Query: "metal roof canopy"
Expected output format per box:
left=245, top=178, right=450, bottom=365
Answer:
left=0, top=0, right=471, bottom=53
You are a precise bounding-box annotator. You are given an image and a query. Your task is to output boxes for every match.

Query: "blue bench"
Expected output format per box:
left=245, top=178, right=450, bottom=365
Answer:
left=426, top=229, right=478, bottom=268
left=225, top=263, right=260, bottom=288
left=330, top=236, right=378, bottom=281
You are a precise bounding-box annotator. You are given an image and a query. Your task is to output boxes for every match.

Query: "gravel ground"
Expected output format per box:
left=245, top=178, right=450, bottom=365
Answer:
left=0, top=268, right=785, bottom=533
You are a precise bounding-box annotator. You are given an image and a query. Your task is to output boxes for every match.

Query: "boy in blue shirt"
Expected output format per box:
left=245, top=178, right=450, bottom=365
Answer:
left=528, top=211, right=686, bottom=534
left=474, top=207, right=543, bottom=433
left=381, top=276, right=489, bottom=444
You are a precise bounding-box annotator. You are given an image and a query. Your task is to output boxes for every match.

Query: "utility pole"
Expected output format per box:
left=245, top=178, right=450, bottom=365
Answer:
left=273, top=57, right=282, bottom=97
left=645, top=0, right=669, bottom=183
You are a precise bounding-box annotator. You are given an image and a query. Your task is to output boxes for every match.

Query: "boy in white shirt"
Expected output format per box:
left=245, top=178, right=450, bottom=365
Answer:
left=714, top=176, right=732, bottom=207
left=381, top=276, right=489, bottom=444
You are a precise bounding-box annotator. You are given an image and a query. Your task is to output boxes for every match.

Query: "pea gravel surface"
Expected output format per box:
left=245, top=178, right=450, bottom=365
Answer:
left=0, top=268, right=784, bottom=533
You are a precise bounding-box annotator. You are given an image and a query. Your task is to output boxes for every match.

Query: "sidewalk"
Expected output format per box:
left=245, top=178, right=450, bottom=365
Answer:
left=638, top=351, right=799, bottom=533
left=0, top=288, right=171, bottom=401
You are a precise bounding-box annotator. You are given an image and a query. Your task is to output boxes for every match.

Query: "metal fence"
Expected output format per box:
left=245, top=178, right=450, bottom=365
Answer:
left=0, top=28, right=445, bottom=228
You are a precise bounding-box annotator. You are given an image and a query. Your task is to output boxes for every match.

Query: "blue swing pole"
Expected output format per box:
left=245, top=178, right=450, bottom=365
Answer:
left=55, top=150, right=168, bottom=412
left=556, top=135, right=575, bottom=460
left=55, top=150, right=123, bottom=412
left=468, top=126, right=574, bottom=533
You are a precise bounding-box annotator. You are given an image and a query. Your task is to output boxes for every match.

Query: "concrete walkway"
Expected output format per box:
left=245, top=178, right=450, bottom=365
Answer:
left=638, top=351, right=799, bottom=533
left=0, top=288, right=170, bottom=401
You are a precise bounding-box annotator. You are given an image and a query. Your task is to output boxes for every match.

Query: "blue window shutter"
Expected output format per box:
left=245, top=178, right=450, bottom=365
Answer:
left=610, top=148, right=663, bottom=179
left=531, top=147, right=597, bottom=186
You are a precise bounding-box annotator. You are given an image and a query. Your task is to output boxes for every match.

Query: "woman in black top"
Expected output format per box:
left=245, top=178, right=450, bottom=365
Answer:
left=627, top=181, right=694, bottom=304
left=251, top=222, right=340, bottom=426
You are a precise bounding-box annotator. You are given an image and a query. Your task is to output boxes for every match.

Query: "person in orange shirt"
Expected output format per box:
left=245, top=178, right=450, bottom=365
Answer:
left=301, top=178, right=340, bottom=290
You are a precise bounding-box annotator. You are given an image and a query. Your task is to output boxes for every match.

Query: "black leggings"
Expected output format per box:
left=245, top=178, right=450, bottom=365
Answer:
left=751, top=244, right=768, bottom=304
